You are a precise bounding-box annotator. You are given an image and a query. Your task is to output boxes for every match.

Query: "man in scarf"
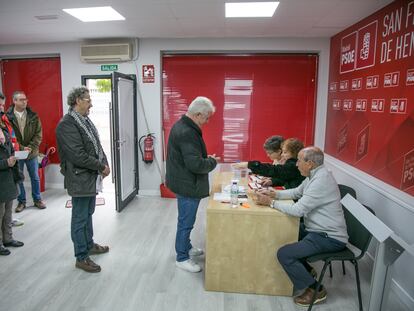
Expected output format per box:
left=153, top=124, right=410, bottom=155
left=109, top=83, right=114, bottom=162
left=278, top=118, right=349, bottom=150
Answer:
left=56, top=87, right=110, bottom=273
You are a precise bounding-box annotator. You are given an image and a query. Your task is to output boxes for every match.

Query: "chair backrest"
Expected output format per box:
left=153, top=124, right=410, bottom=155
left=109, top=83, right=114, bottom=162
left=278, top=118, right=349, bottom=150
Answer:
left=338, top=184, right=357, bottom=199
left=344, top=204, right=375, bottom=259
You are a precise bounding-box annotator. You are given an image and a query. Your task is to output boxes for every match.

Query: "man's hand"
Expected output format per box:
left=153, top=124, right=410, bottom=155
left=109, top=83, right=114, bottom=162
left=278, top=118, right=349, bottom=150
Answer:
left=208, top=154, right=220, bottom=162
left=253, top=192, right=273, bottom=207
left=102, top=165, right=110, bottom=178
left=7, top=156, right=17, bottom=167
left=23, top=147, right=32, bottom=152
left=256, top=188, right=277, bottom=198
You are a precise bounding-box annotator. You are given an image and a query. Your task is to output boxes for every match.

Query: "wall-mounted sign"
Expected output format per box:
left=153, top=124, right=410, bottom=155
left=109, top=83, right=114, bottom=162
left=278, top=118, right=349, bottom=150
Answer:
left=325, top=0, right=414, bottom=195
left=142, top=65, right=155, bottom=83
left=101, top=64, right=118, bottom=71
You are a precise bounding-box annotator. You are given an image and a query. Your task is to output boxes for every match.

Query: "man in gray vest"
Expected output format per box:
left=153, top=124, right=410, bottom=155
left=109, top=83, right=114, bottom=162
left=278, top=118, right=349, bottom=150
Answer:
left=254, top=146, right=348, bottom=307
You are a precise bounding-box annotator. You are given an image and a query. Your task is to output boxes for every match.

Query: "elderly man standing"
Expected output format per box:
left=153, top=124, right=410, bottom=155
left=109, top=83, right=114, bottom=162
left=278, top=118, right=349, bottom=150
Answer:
left=166, top=96, right=219, bottom=273
left=254, top=146, right=348, bottom=307
left=56, top=86, right=110, bottom=273
left=6, top=91, right=46, bottom=212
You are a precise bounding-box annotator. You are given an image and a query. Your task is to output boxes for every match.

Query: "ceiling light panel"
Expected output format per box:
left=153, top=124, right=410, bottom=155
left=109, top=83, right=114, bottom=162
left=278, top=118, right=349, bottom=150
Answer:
left=225, top=2, right=279, bottom=18
left=63, top=6, right=125, bottom=22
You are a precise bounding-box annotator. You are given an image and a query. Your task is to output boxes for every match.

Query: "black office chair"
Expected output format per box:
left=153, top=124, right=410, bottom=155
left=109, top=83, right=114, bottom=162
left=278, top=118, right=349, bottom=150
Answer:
left=329, top=184, right=357, bottom=277
left=305, top=204, right=375, bottom=311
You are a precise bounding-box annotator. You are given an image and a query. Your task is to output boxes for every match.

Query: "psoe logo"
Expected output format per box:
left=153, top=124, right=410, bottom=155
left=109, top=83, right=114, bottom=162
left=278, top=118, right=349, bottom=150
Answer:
left=340, top=31, right=357, bottom=74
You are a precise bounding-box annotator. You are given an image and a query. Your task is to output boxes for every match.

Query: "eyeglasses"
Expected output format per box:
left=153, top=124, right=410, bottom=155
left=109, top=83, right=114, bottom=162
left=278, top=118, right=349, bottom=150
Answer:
left=81, top=98, right=92, bottom=103
left=17, top=98, right=28, bottom=102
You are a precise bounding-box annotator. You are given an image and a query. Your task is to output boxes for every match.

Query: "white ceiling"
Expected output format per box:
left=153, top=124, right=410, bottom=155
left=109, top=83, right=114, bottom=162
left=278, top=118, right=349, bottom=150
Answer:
left=0, top=0, right=393, bottom=45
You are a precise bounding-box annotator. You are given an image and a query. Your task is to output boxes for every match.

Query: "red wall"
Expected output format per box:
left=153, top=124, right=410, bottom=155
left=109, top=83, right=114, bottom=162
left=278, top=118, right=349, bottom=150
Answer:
left=325, top=0, right=414, bottom=195
left=1, top=58, right=63, bottom=163
left=163, top=54, right=317, bottom=163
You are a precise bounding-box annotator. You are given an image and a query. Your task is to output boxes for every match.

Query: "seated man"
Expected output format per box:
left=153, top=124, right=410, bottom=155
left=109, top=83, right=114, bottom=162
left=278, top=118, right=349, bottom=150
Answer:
left=253, top=146, right=348, bottom=307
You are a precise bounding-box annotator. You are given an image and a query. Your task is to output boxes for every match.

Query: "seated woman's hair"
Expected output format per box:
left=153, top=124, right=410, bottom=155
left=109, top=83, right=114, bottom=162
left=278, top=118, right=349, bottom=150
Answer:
left=263, top=135, right=284, bottom=152
left=282, top=138, right=304, bottom=159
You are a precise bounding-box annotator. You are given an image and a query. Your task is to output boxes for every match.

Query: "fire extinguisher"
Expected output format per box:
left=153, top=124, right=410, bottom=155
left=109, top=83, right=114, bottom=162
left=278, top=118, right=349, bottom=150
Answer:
left=139, top=134, right=155, bottom=163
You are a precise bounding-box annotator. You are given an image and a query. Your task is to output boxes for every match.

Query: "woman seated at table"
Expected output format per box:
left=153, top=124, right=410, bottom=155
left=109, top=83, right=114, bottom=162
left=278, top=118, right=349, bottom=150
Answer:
left=233, top=138, right=304, bottom=189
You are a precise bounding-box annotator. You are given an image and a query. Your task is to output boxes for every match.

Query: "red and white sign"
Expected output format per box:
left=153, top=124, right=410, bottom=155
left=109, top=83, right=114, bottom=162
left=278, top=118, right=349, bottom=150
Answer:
left=332, top=99, right=341, bottom=110
left=384, top=71, right=400, bottom=87
left=366, top=75, right=379, bottom=89
left=356, top=125, right=370, bottom=162
left=390, top=98, right=407, bottom=114
left=356, top=99, right=368, bottom=111
left=326, top=0, right=414, bottom=195
left=371, top=99, right=385, bottom=112
left=356, top=21, right=378, bottom=70
left=352, top=78, right=362, bottom=90
left=339, top=80, right=349, bottom=91
left=401, top=149, right=414, bottom=191
left=407, top=69, right=414, bottom=86
left=343, top=99, right=353, bottom=111
left=142, top=65, right=155, bottom=83
left=329, top=82, right=338, bottom=92
left=340, top=32, right=357, bottom=74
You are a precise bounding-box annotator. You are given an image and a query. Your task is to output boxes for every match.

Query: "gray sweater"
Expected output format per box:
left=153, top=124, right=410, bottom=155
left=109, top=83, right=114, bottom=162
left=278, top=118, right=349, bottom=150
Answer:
left=273, top=165, right=349, bottom=243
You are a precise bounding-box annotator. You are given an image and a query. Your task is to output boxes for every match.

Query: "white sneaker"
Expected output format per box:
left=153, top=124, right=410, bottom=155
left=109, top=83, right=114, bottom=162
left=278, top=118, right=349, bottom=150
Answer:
left=176, top=259, right=201, bottom=273
left=11, top=219, right=24, bottom=227
left=189, top=247, right=204, bottom=257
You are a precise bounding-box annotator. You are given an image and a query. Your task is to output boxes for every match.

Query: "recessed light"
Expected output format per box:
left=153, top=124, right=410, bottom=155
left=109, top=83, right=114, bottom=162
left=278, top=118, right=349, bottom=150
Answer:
left=63, top=6, right=125, bottom=22
left=225, top=2, right=279, bottom=18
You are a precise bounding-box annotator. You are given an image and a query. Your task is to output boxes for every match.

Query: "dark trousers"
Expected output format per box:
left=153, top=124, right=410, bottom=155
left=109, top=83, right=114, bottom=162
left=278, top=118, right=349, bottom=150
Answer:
left=277, top=223, right=346, bottom=290
left=71, top=196, right=96, bottom=260
left=175, top=194, right=200, bottom=262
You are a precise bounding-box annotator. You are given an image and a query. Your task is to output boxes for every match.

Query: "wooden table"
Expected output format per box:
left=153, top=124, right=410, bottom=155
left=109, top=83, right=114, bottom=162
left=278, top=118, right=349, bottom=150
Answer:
left=205, top=170, right=299, bottom=296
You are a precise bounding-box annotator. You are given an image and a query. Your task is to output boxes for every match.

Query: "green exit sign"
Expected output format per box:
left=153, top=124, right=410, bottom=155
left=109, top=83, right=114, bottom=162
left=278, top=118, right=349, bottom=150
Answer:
left=101, top=64, right=118, bottom=71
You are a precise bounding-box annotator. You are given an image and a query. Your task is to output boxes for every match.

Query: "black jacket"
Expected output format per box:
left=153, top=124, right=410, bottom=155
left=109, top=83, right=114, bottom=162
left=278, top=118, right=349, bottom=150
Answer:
left=248, top=158, right=305, bottom=189
left=166, top=115, right=217, bottom=198
left=0, top=128, right=19, bottom=202
left=6, top=106, right=42, bottom=159
left=55, top=114, right=108, bottom=197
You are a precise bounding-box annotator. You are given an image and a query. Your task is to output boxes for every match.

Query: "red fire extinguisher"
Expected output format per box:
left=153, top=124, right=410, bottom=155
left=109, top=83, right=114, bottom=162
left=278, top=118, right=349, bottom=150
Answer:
left=139, top=134, right=155, bottom=163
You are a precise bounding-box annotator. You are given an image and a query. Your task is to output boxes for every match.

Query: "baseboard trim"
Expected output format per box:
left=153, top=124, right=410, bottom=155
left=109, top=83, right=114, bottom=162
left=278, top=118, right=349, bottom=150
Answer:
left=138, top=189, right=160, bottom=196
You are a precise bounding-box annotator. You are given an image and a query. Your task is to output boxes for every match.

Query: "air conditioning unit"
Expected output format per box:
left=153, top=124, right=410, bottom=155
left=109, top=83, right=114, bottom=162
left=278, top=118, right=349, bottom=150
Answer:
left=80, top=42, right=133, bottom=63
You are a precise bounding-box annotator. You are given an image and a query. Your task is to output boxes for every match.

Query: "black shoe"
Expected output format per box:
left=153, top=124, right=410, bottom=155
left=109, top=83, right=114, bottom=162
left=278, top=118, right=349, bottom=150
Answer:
left=3, top=240, right=24, bottom=247
left=0, top=246, right=11, bottom=255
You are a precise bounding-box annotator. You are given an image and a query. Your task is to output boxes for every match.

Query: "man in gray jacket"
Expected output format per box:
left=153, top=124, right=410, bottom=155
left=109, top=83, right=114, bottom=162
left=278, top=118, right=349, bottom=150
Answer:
left=166, top=96, right=219, bottom=273
left=56, top=87, right=110, bottom=273
left=254, top=146, right=348, bottom=307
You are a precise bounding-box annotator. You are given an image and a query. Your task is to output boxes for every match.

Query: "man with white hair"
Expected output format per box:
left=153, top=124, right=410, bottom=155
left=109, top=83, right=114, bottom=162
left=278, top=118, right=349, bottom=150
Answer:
left=166, top=96, right=220, bottom=273
left=254, top=146, right=348, bottom=307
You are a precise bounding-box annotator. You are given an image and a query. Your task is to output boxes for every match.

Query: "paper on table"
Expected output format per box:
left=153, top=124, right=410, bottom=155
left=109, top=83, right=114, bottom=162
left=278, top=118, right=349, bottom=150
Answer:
left=15, top=150, right=29, bottom=160
left=213, top=192, right=248, bottom=203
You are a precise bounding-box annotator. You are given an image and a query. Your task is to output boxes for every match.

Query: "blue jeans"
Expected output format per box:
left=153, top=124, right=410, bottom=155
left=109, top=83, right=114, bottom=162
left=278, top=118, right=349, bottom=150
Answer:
left=71, top=196, right=96, bottom=260
left=175, top=194, right=201, bottom=262
left=277, top=223, right=346, bottom=290
left=18, top=157, right=41, bottom=203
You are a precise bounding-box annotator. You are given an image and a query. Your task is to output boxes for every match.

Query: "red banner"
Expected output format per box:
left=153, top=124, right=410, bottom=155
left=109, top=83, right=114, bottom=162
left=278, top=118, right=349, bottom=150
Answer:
left=325, top=0, right=414, bottom=195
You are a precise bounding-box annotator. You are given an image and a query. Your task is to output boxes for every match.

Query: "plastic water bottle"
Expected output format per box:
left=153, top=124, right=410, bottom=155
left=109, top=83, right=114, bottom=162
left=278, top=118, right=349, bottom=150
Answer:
left=230, top=179, right=239, bottom=208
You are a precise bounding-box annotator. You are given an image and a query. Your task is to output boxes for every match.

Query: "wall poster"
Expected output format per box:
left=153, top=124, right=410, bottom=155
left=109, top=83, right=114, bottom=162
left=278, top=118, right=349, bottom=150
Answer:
left=325, top=0, right=414, bottom=195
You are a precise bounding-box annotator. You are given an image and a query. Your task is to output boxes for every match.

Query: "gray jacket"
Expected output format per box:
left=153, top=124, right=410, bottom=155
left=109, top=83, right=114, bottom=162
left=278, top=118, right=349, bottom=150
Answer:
left=274, top=165, right=349, bottom=243
left=55, top=114, right=108, bottom=197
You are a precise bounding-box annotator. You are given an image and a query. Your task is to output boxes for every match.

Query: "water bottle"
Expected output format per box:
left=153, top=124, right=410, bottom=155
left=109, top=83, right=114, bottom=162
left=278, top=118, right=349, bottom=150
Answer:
left=230, top=179, right=239, bottom=208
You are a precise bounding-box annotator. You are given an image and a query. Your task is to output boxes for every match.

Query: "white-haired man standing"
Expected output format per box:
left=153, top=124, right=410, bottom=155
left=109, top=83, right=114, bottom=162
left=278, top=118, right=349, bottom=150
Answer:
left=166, top=96, right=220, bottom=273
